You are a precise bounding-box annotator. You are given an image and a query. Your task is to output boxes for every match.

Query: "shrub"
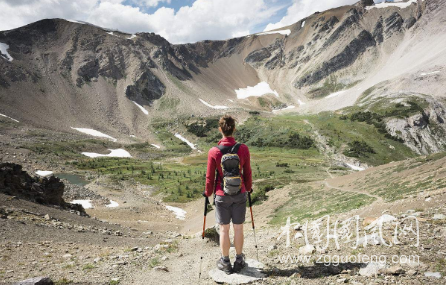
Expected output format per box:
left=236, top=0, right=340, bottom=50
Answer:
left=343, top=140, right=375, bottom=158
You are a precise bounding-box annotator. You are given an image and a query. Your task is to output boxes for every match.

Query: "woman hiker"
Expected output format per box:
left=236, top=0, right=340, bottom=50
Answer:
left=202, top=115, right=252, bottom=274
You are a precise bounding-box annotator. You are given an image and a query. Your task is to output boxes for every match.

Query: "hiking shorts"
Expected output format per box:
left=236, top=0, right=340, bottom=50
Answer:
left=215, top=192, right=247, bottom=225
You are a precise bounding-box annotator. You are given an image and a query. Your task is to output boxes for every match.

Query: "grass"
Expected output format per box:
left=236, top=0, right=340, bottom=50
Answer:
left=82, top=263, right=95, bottom=270
left=269, top=184, right=376, bottom=225
left=167, top=73, right=191, bottom=94
left=55, top=278, right=73, bottom=285
left=148, top=257, right=160, bottom=268
left=157, top=97, right=180, bottom=111
left=308, top=75, right=361, bottom=99
left=21, top=139, right=120, bottom=160
left=304, top=112, right=416, bottom=166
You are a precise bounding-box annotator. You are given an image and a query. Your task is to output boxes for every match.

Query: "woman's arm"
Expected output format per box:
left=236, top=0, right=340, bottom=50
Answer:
left=242, top=145, right=252, bottom=192
left=205, top=148, right=216, bottom=197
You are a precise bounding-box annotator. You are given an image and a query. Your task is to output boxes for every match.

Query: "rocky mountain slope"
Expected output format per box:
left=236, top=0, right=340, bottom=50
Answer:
left=0, top=0, right=444, bottom=147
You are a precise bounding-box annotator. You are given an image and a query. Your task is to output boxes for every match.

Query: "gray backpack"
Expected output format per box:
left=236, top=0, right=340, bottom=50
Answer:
left=217, top=143, right=242, bottom=196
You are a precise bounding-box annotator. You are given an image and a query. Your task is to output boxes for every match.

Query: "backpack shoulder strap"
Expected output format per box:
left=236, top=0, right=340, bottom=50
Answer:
left=230, top=143, right=241, bottom=154
left=217, top=144, right=232, bottom=154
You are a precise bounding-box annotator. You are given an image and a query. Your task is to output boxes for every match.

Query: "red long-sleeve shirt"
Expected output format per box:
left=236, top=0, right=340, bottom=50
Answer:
left=205, top=137, right=252, bottom=196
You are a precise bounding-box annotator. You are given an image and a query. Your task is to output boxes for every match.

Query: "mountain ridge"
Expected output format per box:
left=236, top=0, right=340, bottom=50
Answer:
left=0, top=0, right=444, bottom=146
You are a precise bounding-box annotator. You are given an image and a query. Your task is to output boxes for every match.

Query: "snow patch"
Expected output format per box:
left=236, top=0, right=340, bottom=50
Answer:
left=174, top=133, right=196, bottom=150
left=257, top=29, right=291, bottom=36
left=199, top=99, right=228, bottom=109
left=326, top=90, right=346, bottom=99
left=228, top=99, right=234, bottom=103
left=272, top=105, right=295, bottom=113
left=298, top=99, right=306, bottom=105
left=106, top=200, right=119, bottom=208
left=346, top=163, right=365, bottom=171
left=132, top=101, right=149, bottom=115
left=165, top=205, right=186, bottom=220
left=71, top=200, right=93, bottom=209
left=235, top=82, right=279, bottom=99
left=81, top=149, right=132, bottom=158
left=420, top=70, right=440, bottom=76
left=0, top=113, right=19, bottom=122
left=71, top=127, right=117, bottom=142
left=130, top=135, right=136, bottom=138
left=0, top=43, right=13, bottom=61
left=366, top=0, right=420, bottom=10
left=35, top=170, right=53, bottom=177
left=301, top=21, right=306, bottom=28
left=66, top=19, right=85, bottom=24
left=127, top=34, right=137, bottom=40
left=150, top=144, right=161, bottom=149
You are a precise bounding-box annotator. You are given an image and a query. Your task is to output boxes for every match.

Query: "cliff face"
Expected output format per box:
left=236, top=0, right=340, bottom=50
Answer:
left=0, top=0, right=444, bottom=152
left=0, top=163, right=86, bottom=215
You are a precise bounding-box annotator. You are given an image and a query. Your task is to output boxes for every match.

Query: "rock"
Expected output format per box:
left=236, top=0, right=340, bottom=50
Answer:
left=384, top=265, right=405, bottom=275
left=130, top=247, right=139, bottom=252
left=424, top=272, right=442, bottom=278
left=44, top=214, right=51, bottom=220
left=62, top=254, right=72, bottom=259
left=204, top=226, right=220, bottom=244
left=406, top=269, right=417, bottom=276
left=293, top=223, right=302, bottom=231
left=385, top=12, right=404, bottom=37
left=294, top=232, right=303, bottom=239
left=268, top=245, right=277, bottom=251
left=404, top=17, right=416, bottom=29
left=360, top=0, right=374, bottom=7
left=125, top=70, right=165, bottom=102
left=359, top=262, right=386, bottom=277
left=209, top=259, right=265, bottom=284
left=0, top=163, right=87, bottom=215
left=433, top=214, right=445, bottom=220
left=337, top=277, right=347, bottom=283
left=296, top=30, right=375, bottom=87
left=93, top=257, right=102, bottom=263
left=153, top=266, right=169, bottom=272
left=298, top=244, right=315, bottom=255
left=161, top=256, right=168, bottom=261
left=13, top=276, right=53, bottom=285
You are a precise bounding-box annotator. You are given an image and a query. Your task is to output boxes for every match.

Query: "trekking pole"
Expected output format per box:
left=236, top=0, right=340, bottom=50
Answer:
left=199, top=195, right=209, bottom=279
left=248, top=190, right=259, bottom=261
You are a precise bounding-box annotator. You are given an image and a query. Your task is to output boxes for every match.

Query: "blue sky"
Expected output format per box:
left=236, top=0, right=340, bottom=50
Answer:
left=0, top=0, right=358, bottom=44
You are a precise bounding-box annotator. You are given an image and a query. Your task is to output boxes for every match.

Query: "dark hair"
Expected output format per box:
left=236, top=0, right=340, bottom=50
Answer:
left=219, top=115, right=236, bottom=137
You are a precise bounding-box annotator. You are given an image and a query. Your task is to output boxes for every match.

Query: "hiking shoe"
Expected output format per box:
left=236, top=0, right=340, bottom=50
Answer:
left=217, top=257, right=233, bottom=275
left=233, top=254, right=246, bottom=273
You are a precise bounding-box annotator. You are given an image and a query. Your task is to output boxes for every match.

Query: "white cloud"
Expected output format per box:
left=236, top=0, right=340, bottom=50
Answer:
left=132, top=0, right=172, bottom=7
left=87, top=0, right=283, bottom=43
left=264, top=0, right=357, bottom=31
left=0, top=0, right=349, bottom=44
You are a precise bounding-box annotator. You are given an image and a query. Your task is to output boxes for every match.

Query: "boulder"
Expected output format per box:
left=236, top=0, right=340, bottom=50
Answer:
left=433, top=214, right=445, bottom=220
left=153, top=266, right=169, bottom=272
left=209, top=259, right=265, bottom=284
left=359, top=262, right=386, bottom=277
left=13, top=277, right=53, bottom=285
left=298, top=244, right=315, bottom=255
left=0, top=163, right=87, bottom=215
left=424, top=272, right=442, bottom=278
left=360, top=0, right=374, bottom=7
